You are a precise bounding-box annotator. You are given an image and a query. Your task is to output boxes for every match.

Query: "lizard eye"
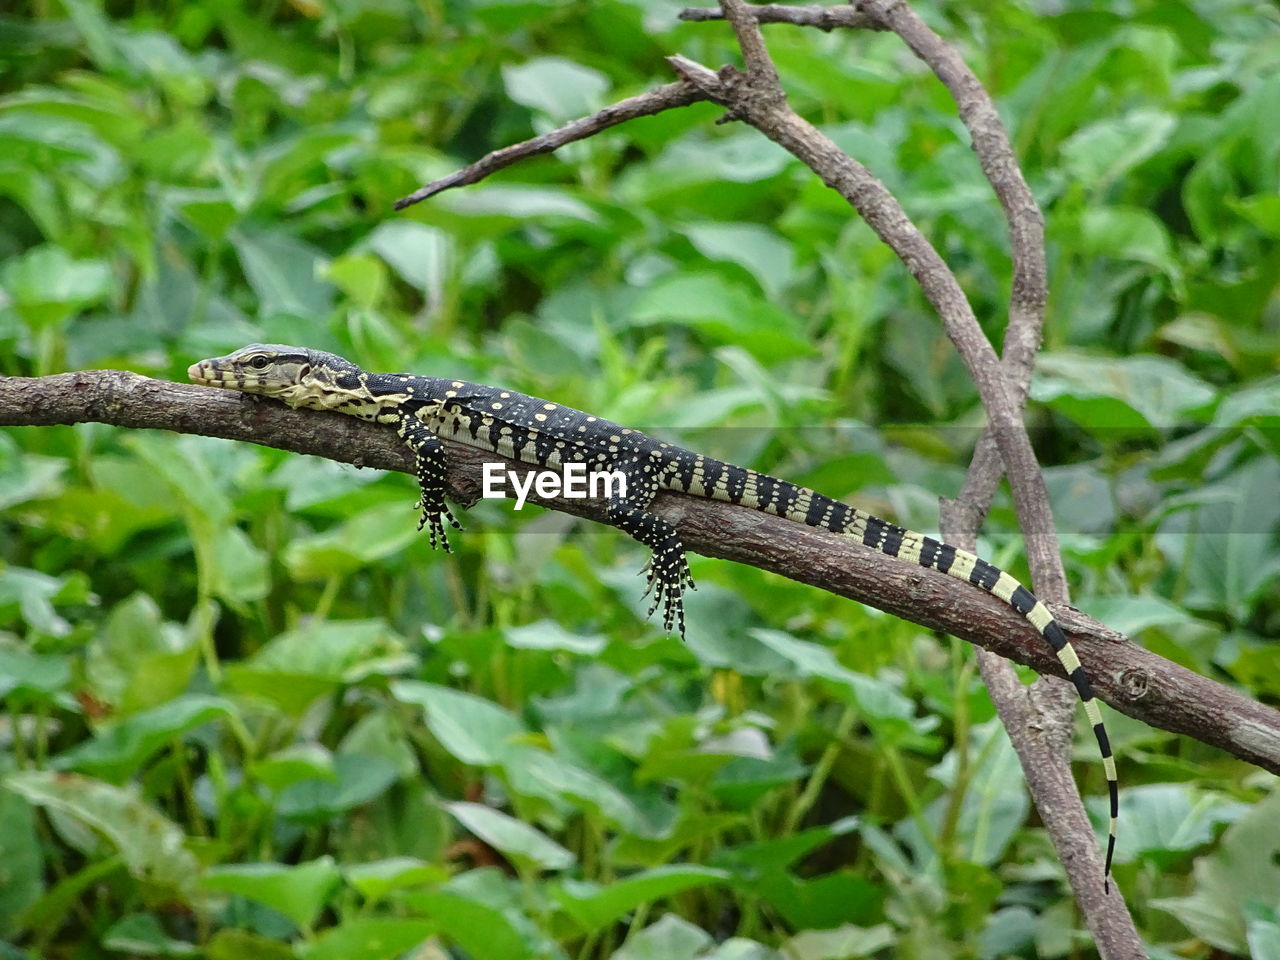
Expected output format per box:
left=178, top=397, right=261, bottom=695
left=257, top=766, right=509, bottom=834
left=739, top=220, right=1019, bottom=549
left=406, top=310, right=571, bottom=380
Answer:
left=248, top=356, right=271, bottom=369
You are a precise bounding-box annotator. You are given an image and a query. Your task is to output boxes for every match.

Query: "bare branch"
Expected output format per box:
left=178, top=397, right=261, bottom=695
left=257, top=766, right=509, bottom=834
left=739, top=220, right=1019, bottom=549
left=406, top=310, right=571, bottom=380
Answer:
left=686, top=1, right=1050, bottom=515
left=679, top=6, right=1141, bottom=940
left=690, top=1, right=1048, bottom=343
left=375, top=0, right=784, bottom=196
left=666, top=55, right=723, bottom=91
left=381, top=3, right=1122, bottom=935
left=853, top=0, right=1051, bottom=527
left=665, top=42, right=1068, bottom=600
left=4, top=370, right=1279, bottom=780
left=679, top=4, right=884, bottom=31
left=717, top=0, right=784, bottom=91
left=394, top=81, right=710, bottom=210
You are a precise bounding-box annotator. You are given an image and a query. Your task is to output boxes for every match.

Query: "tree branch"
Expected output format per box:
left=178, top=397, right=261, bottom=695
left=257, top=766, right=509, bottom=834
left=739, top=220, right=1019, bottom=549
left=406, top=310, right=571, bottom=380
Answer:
left=394, top=81, right=710, bottom=210
left=686, top=4, right=1140, bottom=944
left=678, top=4, right=884, bottom=31
left=4, top=371, right=1279, bottom=779
left=679, top=1, right=1050, bottom=525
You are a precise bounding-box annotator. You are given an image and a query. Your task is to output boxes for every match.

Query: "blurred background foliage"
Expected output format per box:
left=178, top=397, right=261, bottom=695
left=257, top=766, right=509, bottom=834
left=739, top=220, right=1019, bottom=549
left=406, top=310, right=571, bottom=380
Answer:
left=1, top=0, right=1278, bottom=957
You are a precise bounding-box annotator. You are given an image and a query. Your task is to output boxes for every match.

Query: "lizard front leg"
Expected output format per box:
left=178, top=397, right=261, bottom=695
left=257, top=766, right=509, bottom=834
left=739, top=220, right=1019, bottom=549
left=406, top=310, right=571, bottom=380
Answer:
left=397, top=416, right=463, bottom=552
left=605, top=461, right=695, bottom=638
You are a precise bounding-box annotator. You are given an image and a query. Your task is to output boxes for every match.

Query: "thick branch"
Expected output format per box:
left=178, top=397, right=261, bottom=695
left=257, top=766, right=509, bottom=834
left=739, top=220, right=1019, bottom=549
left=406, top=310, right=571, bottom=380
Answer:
left=666, top=47, right=1067, bottom=600
left=4, top=370, right=1279, bottom=778
left=682, top=0, right=1049, bottom=548
left=683, top=6, right=1131, bottom=942
left=394, top=81, right=710, bottom=210
left=853, top=0, right=1051, bottom=520
left=679, top=4, right=884, bottom=31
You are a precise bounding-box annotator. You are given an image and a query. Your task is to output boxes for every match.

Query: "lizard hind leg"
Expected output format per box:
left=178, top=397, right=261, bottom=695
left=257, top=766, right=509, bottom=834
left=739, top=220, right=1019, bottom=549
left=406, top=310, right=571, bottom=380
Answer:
left=608, top=497, right=696, bottom=639
left=399, top=417, right=463, bottom=553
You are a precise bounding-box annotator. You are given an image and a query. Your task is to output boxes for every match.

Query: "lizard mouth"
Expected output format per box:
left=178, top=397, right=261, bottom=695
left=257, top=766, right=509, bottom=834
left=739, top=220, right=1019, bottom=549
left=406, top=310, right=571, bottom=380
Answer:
left=187, top=361, right=226, bottom=386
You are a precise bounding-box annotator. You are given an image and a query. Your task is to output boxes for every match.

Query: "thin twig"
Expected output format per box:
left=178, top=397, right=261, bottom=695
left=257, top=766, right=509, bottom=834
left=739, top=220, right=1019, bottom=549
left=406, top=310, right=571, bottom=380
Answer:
left=394, top=81, right=710, bottom=210
left=4, top=370, right=1279, bottom=778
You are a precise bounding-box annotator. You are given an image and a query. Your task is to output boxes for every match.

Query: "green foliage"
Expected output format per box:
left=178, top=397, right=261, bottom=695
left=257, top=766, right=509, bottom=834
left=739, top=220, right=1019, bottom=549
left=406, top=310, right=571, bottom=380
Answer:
left=2, top=1, right=1278, bottom=958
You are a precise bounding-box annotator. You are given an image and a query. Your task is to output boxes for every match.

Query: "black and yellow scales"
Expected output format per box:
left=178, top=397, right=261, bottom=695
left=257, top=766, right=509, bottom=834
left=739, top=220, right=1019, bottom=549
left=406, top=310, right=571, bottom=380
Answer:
left=190, top=343, right=1119, bottom=888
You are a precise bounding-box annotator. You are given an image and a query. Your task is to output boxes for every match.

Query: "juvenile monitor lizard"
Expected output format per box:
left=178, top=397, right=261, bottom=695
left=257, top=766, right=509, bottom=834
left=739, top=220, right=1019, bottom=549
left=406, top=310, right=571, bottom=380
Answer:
left=189, top=342, right=1119, bottom=889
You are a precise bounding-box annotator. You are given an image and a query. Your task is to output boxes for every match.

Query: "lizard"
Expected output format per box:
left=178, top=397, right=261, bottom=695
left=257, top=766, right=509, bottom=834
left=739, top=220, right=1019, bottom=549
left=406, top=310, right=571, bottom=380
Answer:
left=188, top=342, right=1119, bottom=889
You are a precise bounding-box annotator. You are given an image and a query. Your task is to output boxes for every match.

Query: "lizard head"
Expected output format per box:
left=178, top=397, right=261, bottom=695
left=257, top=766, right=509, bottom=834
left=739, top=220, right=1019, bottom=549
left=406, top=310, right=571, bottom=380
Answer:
left=188, top=344, right=331, bottom=408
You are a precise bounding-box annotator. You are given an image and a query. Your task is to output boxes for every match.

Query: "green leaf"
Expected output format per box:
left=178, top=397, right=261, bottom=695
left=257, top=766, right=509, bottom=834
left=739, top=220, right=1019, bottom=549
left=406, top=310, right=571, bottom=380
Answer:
left=1032, top=352, right=1216, bottom=433
left=52, top=695, right=235, bottom=783
left=84, top=593, right=199, bottom=717
left=364, top=221, right=452, bottom=300
left=1183, top=151, right=1237, bottom=248
left=979, top=907, right=1037, bottom=959
left=0, top=648, right=71, bottom=701
left=437, top=185, right=599, bottom=223
left=406, top=882, right=535, bottom=960
left=749, top=629, right=918, bottom=726
left=0, top=767, right=43, bottom=937
left=1078, top=206, right=1181, bottom=281
left=276, top=754, right=401, bottom=825
left=0, top=244, right=113, bottom=328
left=512, top=750, right=651, bottom=835
left=502, top=57, right=609, bottom=122
left=1248, top=917, right=1280, bottom=960
left=1080, top=595, right=1195, bottom=636
left=343, top=858, right=447, bottom=902
left=202, top=857, right=341, bottom=931
left=391, top=681, right=526, bottom=766
left=248, top=744, right=335, bottom=791
left=614, top=915, right=711, bottom=960
left=0, top=567, right=80, bottom=638
left=230, top=226, right=333, bottom=319
left=629, top=273, right=811, bottom=362
left=782, top=923, right=896, bottom=960
left=710, top=817, right=861, bottom=876
left=644, top=130, right=793, bottom=187
left=503, top=620, right=605, bottom=655
left=11, top=856, right=122, bottom=942
left=203, top=929, right=294, bottom=960
left=1156, top=457, right=1280, bottom=621
left=1116, top=784, right=1245, bottom=862
left=3, top=772, right=198, bottom=897
left=1151, top=791, right=1280, bottom=953
left=324, top=253, right=387, bottom=309
left=101, top=913, right=198, bottom=957
left=0, top=436, right=65, bottom=511
left=1229, top=193, right=1280, bottom=238
left=1060, top=109, right=1176, bottom=189
left=681, top=222, right=797, bottom=299
left=913, top=719, right=1028, bottom=867
left=554, top=866, right=729, bottom=932
left=225, top=620, right=414, bottom=715
left=302, top=918, right=438, bottom=960
left=283, top=504, right=422, bottom=580
left=164, top=187, right=238, bottom=240
left=445, top=802, right=574, bottom=871
left=127, top=434, right=269, bottom=605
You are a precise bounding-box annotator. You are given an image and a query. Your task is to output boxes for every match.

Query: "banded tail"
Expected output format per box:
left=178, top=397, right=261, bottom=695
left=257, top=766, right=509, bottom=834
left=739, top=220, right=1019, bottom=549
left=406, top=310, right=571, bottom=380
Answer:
left=663, top=456, right=1119, bottom=890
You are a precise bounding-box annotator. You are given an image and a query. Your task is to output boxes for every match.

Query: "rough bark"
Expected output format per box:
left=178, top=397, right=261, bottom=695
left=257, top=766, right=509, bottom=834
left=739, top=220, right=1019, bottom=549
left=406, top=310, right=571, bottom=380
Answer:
left=5, top=370, right=1277, bottom=779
